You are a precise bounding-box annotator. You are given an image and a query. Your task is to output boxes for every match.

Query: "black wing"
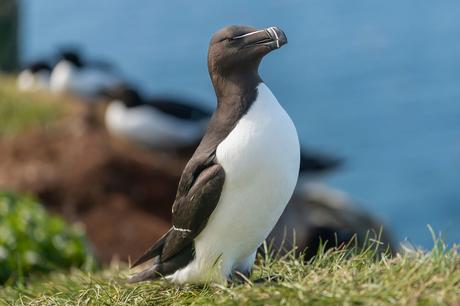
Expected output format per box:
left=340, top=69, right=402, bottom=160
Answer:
left=130, top=152, right=225, bottom=269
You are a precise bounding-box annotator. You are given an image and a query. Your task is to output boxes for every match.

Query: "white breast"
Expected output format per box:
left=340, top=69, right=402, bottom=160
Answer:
left=105, top=101, right=208, bottom=149
left=17, top=70, right=50, bottom=91
left=49, top=61, right=75, bottom=94
left=17, top=70, right=35, bottom=91
left=170, top=83, right=300, bottom=284
left=50, top=61, right=120, bottom=98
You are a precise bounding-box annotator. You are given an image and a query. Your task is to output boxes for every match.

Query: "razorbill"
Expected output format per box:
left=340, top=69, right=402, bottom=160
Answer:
left=129, top=25, right=299, bottom=284
left=17, top=61, right=52, bottom=91
left=49, top=51, right=122, bottom=99
left=104, top=85, right=211, bottom=150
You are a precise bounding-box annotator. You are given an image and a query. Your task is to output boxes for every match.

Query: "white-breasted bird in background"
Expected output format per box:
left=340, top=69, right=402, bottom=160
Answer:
left=103, top=84, right=211, bottom=150
left=50, top=50, right=122, bottom=99
left=17, top=61, right=52, bottom=91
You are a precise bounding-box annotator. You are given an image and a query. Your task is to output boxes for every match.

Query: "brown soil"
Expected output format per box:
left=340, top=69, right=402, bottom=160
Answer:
left=0, top=104, right=194, bottom=263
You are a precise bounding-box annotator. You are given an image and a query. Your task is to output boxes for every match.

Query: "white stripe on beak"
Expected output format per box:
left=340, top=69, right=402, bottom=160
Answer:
left=233, top=27, right=281, bottom=48
left=232, top=29, right=266, bottom=39
left=267, top=27, right=280, bottom=48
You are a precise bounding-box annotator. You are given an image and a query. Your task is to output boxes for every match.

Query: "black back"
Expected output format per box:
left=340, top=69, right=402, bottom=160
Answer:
left=26, top=61, right=52, bottom=73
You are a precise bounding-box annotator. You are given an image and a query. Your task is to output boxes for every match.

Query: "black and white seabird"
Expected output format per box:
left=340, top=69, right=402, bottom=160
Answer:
left=17, top=61, right=52, bottom=91
left=104, top=85, right=212, bottom=150
left=129, top=25, right=299, bottom=284
left=49, top=51, right=122, bottom=99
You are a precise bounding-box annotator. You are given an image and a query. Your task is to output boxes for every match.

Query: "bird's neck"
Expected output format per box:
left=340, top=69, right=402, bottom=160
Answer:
left=212, top=70, right=262, bottom=113
left=195, top=69, right=262, bottom=152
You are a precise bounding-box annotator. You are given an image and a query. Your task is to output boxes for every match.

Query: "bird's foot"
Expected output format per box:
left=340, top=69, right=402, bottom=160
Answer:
left=229, top=270, right=252, bottom=285
left=252, top=274, right=282, bottom=284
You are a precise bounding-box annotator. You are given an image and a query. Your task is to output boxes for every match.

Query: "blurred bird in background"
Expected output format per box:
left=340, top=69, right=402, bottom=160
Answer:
left=49, top=50, right=123, bottom=99
left=17, top=60, right=52, bottom=91
left=102, top=84, right=212, bottom=150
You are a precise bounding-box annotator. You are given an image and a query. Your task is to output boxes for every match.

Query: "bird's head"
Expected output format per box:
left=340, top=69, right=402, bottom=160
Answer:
left=59, top=50, right=84, bottom=68
left=208, top=25, right=287, bottom=78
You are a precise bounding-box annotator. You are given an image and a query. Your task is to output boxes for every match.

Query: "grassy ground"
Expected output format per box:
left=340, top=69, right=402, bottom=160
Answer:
left=0, top=75, right=63, bottom=136
left=0, top=239, right=458, bottom=306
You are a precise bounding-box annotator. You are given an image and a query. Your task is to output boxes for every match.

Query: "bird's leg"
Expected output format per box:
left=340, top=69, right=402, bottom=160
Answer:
left=252, top=274, right=282, bottom=284
left=229, top=269, right=252, bottom=284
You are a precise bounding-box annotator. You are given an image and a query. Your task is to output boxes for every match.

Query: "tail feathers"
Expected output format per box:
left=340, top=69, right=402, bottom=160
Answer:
left=128, top=258, right=162, bottom=283
left=131, top=228, right=172, bottom=268
left=128, top=243, right=195, bottom=284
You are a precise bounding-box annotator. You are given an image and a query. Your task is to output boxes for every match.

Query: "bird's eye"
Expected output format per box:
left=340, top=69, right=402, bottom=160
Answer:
left=219, top=37, right=234, bottom=43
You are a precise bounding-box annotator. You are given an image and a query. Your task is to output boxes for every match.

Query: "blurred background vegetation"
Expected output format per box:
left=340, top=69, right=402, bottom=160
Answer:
left=0, top=192, right=94, bottom=284
left=0, top=76, right=61, bottom=136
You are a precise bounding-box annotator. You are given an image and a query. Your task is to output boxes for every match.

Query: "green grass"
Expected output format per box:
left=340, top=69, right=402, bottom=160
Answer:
left=0, top=239, right=458, bottom=306
left=0, top=75, right=62, bottom=136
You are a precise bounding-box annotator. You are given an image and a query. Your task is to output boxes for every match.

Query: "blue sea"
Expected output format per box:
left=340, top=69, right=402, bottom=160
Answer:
left=21, top=0, right=460, bottom=248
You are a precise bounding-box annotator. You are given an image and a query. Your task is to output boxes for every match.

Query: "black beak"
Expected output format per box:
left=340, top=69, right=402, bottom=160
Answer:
left=236, top=26, right=288, bottom=50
